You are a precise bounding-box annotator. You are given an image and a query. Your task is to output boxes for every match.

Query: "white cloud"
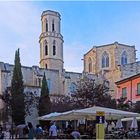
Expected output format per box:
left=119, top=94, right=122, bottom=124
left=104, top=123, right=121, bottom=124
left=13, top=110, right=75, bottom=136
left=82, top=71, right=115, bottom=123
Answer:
left=0, top=2, right=89, bottom=73
left=0, top=1, right=40, bottom=66
left=0, top=2, right=40, bottom=36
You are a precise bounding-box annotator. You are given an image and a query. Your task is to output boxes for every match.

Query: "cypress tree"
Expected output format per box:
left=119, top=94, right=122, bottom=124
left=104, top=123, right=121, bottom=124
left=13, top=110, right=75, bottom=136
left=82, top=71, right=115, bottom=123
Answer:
left=38, top=73, right=52, bottom=116
left=11, top=49, right=25, bottom=125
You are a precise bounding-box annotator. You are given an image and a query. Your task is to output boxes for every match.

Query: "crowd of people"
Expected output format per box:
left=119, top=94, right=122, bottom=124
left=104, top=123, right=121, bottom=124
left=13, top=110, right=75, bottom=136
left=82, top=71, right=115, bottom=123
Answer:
left=0, top=121, right=82, bottom=139
left=0, top=121, right=50, bottom=139
left=1, top=120, right=139, bottom=139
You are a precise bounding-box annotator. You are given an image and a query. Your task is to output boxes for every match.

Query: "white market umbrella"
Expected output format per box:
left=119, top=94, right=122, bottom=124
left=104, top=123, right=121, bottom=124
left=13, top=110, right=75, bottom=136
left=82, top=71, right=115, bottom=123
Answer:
left=38, top=106, right=140, bottom=121
left=130, top=117, right=138, bottom=129
left=122, top=117, right=140, bottom=121
left=40, top=110, right=92, bottom=120
left=38, top=112, right=61, bottom=120
left=38, top=110, right=95, bottom=121
left=75, top=106, right=139, bottom=120
left=116, top=119, right=123, bottom=129
left=16, top=124, right=26, bottom=129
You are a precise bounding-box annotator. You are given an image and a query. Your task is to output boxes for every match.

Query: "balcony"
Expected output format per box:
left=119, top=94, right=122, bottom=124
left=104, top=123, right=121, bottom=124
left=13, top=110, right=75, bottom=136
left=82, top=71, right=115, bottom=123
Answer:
left=39, top=32, right=63, bottom=41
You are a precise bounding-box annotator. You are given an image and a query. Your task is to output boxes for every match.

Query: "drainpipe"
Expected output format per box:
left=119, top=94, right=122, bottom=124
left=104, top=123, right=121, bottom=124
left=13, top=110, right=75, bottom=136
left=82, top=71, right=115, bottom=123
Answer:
left=130, top=79, right=132, bottom=104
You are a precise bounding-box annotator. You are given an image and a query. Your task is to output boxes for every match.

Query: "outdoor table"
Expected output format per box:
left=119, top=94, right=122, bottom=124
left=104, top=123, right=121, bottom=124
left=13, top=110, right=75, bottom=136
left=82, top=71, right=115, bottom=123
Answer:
left=58, top=133, right=68, bottom=139
left=80, top=134, right=89, bottom=139
left=113, top=131, right=120, bottom=134
left=105, top=133, right=114, bottom=139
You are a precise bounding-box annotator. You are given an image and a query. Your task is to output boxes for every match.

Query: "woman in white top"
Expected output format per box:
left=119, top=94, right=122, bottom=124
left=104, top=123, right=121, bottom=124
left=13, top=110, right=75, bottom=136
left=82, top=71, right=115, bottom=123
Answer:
left=49, top=121, right=57, bottom=139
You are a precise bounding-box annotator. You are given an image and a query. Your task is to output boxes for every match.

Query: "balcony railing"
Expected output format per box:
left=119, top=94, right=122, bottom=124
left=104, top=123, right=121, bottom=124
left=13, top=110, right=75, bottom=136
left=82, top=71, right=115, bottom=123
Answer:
left=39, top=32, right=63, bottom=40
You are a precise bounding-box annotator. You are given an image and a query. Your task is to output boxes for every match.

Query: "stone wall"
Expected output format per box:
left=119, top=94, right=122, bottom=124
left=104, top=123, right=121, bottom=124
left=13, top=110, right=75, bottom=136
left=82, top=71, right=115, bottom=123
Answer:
left=0, top=62, right=63, bottom=96
left=83, top=42, right=137, bottom=98
left=63, top=71, right=82, bottom=95
left=120, top=61, right=140, bottom=79
left=84, top=48, right=97, bottom=74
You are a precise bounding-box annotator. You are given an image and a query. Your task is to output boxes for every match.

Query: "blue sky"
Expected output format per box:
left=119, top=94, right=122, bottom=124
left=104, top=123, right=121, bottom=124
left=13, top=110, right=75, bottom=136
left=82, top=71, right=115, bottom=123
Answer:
left=0, top=1, right=140, bottom=72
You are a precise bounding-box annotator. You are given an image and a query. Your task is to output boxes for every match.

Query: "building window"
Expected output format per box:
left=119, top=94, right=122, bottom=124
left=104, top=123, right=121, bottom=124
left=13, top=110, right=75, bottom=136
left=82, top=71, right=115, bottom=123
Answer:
left=47, top=79, right=51, bottom=92
left=46, top=64, right=47, bottom=69
left=52, top=20, right=55, bottom=31
left=45, top=45, right=48, bottom=55
left=122, top=87, right=127, bottom=98
left=38, top=78, right=41, bottom=87
left=35, top=78, right=37, bottom=86
left=88, top=58, right=92, bottom=73
left=61, top=42, right=63, bottom=57
left=46, top=19, right=48, bottom=32
left=44, top=40, right=48, bottom=55
left=53, top=46, right=56, bottom=55
left=53, top=40, right=56, bottom=55
left=121, top=51, right=127, bottom=65
left=102, top=51, right=109, bottom=68
left=105, top=80, right=110, bottom=88
left=137, top=83, right=140, bottom=95
left=69, top=82, right=77, bottom=94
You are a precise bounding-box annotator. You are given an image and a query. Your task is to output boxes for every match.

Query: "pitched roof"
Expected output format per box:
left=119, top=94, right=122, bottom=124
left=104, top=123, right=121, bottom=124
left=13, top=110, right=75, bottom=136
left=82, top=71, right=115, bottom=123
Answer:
left=116, top=73, right=140, bottom=85
left=84, top=42, right=135, bottom=56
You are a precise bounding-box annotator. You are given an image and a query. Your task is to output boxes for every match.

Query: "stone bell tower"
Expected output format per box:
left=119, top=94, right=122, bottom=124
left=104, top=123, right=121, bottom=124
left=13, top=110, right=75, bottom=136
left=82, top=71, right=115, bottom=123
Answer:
left=39, top=10, right=64, bottom=72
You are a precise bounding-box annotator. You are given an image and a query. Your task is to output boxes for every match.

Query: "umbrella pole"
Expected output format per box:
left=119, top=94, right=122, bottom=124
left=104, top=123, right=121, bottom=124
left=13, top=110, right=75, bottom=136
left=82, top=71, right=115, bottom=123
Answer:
left=74, top=120, right=76, bottom=129
left=85, top=119, right=87, bottom=132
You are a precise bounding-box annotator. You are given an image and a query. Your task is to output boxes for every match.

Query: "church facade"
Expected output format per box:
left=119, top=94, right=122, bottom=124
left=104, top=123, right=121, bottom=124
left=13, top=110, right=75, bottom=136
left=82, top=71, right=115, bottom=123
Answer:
left=0, top=10, right=140, bottom=124
left=83, top=42, right=137, bottom=97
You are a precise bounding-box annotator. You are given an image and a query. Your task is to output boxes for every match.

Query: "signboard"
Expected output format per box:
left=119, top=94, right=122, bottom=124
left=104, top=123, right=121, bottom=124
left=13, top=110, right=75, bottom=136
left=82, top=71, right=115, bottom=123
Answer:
left=96, top=124, right=105, bottom=139
left=96, top=111, right=105, bottom=139
left=96, top=111, right=105, bottom=124
left=96, top=111, right=105, bottom=116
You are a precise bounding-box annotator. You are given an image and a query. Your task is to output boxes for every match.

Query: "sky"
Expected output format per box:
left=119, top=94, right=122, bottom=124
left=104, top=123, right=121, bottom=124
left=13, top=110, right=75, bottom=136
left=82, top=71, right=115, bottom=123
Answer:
left=0, top=1, right=140, bottom=72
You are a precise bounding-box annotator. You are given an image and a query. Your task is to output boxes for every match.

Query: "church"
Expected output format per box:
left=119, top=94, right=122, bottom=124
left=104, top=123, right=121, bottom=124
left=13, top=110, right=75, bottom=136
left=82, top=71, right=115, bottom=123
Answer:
left=0, top=10, right=140, bottom=124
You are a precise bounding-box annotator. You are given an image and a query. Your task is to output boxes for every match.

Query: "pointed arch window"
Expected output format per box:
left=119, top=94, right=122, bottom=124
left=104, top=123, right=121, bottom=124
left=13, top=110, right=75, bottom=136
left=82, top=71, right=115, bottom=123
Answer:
left=121, top=51, right=127, bottom=65
left=102, top=51, right=109, bottom=68
left=88, top=57, right=92, bottom=72
left=45, top=64, right=48, bottom=69
left=44, top=40, right=48, bottom=55
left=52, top=20, right=55, bottom=32
left=46, top=19, right=48, bottom=32
left=53, top=40, right=56, bottom=55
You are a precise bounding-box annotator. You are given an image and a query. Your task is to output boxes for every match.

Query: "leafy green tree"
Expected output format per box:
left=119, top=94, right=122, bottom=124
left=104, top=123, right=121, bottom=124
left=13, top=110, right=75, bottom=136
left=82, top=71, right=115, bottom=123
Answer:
left=71, top=76, right=117, bottom=109
left=38, top=73, right=52, bottom=116
left=11, top=49, right=25, bottom=125
left=24, top=91, right=39, bottom=116
left=129, top=100, right=139, bottom=113
left=117, top=97, right=132, bottom=111
left=0, top=88, right=11, bottom=123
left=51, top=76, right=116, bottom=112
left=52, top=95, right=75, bottom=112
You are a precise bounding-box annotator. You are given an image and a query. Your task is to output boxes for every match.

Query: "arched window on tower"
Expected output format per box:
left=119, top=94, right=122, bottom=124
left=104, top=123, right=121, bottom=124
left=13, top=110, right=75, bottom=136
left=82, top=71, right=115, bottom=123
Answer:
left=102, top=51, right=109, bottom=68
left=121, top=51, right=127, bottom=65
left=61, top=42, right=63, bottom=58
left=46, top=19, right=48, bottom=32
left=45, top=64, right=48, bottom=69
left=52, top=20, right=55, bottom=32
left=44, top=40, right=48, bottom=55
left=53, top=40, right=56, bottom=55
left=88, top=57, right=92, bottom=73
